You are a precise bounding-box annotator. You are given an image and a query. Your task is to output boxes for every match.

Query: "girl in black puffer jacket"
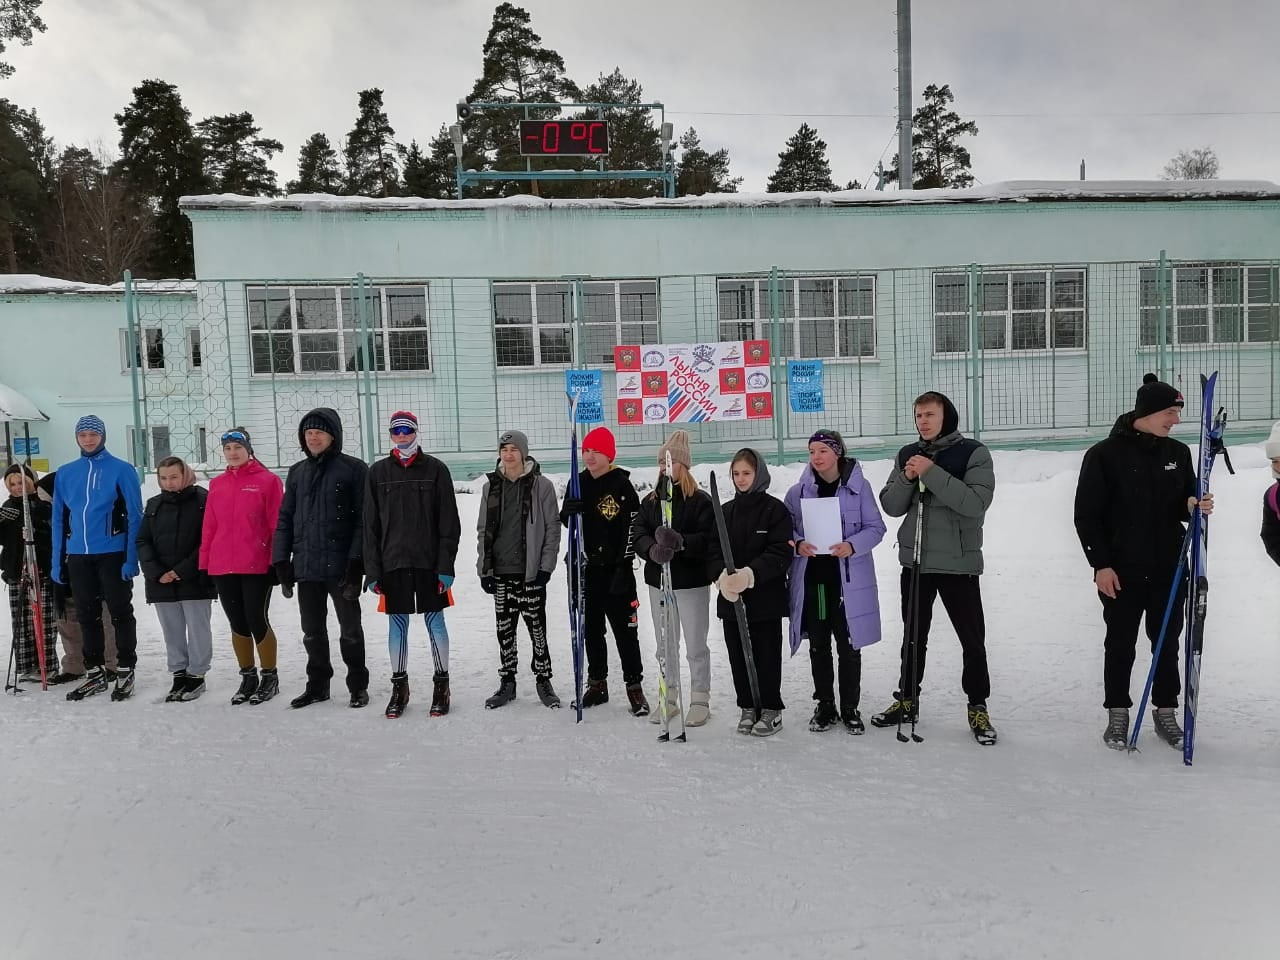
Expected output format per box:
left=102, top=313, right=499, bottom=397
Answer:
left=710, top=448, right=794, bottom=737
left=137, top=457, right=217, bottom=701
left=1, top=463, right=56, bottom=682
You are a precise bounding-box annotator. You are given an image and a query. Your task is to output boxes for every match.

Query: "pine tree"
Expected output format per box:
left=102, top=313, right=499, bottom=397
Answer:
left=0, top=98, right=49, bottom=272
left=401, top=131, right=457, bottom=199
left=572, top=68, right=662, bottom=198
left=1161, top=146, right=1219, bottom=180
left=115, top=79, right=207, bottom=277
left=675, top=127, right=741, bottom=196
left=344, top=88, right=402, bottom=197
left=0, top=0, right=45, bottom=79
left=464, top=2, right=581, bottom=196
left=45, top=145, right=153, bottom=283
left=196, top=112, right=283, bottom=196
left=885, top=83, right=978, bottom=189
left=286, top=132, right=344, bottom=194
left=766, top=123, right=838, bottom=193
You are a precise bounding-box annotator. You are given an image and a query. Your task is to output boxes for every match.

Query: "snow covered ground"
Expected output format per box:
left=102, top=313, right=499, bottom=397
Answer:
left=2, top=447, right=1278, bottom=960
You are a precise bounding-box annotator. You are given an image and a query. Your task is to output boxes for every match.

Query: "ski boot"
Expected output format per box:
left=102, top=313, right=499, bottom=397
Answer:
left=109, top=668, right=135, bottom=701
left=248, top=668, right=279, bottom=705
left=179, top=674, right=205, bottom=701
left=231, top=667, right=259, bottom=705
left=535, top=677, right=561, bottom=709
left=968, top=702, right=997, bottom=745
left=870, top=695, right=918, bottom=728
left=485, top=676, right=517, bottom=709
left=386, top=672, right=410, bottom=718
left=66, top=666, right=108, bottom=701
left=430, top=672, right=449, bottom=716
left=752, top=708, right=783, bottom=737
left=1103, top=707, right=1129, bottom=750
left=808, top=700, right=839, bottom=732
left=1152, top=707, right=1184, bottom=749
left=165, top=672, right=188, bottom=703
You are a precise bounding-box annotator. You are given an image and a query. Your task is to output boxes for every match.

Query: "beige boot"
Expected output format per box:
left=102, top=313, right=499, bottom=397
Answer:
left=685, top=692, right=711, bottom=726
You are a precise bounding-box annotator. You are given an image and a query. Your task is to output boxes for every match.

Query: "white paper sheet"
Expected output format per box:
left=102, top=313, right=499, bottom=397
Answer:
left=800, top=498, right=843, bottom=554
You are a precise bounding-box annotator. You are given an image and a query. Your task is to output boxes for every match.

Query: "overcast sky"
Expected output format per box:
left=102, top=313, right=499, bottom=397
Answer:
left=6, top=0, right=1279, bottom=192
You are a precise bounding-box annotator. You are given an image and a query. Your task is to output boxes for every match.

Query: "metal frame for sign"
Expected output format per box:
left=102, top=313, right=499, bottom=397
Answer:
left=451, top=101, right=676, bottom=199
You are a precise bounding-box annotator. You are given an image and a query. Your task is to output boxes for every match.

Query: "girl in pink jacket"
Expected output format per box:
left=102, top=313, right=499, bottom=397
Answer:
left=200, top=427, right=284, bottom=705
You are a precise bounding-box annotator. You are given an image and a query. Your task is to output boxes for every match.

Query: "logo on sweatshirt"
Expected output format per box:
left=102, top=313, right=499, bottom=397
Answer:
left=597, top=495, right=621, bottom=520
left=1164, top=462, right=1177, bottom=471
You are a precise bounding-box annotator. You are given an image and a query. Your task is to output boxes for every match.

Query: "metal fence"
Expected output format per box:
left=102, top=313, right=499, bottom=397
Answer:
left=125, top=254, right=1280, bottom=474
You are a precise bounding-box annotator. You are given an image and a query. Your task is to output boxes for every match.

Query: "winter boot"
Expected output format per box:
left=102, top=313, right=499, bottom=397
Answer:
left=870, top=695, right=918, bottom=728
left=580, top=678, right=609, bottom=708
left=535, top=677, right=561, bottom=709
left=109, top=668, right=135, bottom=701
left=1103, top=707, right=1129, bottom=750
left=290, top=687, right=330, bottom=709
left=66, top=666, right=108, bottom=701
left=485, top=676, right=517, bottom=709
left=248, top=668, right=279, bottom=705
left=625, top=682, right=650, bottom=716
left=231, top=667, right=259, bottom=705
left=968, top=702, right=997, bottom=745
left=165, top=672, right=188, bottom=702
left=1152, top=706, right=1184, bottom=749
left=685, top=691, right=711, bottom=727
left=386, top=672, right=410, bottom=718
left=179, top=674, right=205, bottom=701
left=808, top=699, right=839, bottom=732
left=429, top=672, right=449, bottom=716
left=736, top=707, right=758, bottom=734
left=752, top=708, right=783, bottom=737
left=349, top=690, right=369, bottom=709
left=842, top=707, right=865, bottom=735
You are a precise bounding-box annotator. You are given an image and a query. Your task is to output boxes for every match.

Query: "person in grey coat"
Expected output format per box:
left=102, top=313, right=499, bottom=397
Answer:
left=870, top=391, right=998, bottom=744
left=476, top=429, right=562, bottom=709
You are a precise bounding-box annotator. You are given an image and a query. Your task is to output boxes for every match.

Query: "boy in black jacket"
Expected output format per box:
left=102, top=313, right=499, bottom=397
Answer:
left=1, top=463, right=57, bottom=684
left=560, top=426, right=648, bottom=715
left=137, top=457, right=217, bottom=701
left=1074, top=374, right=1214, bottom=750
left=1263, top=421, right=1280, bottom=567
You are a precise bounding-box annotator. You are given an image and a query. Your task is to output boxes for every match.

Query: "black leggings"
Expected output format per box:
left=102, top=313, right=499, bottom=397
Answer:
left=214, top=573, right=274, bottom=641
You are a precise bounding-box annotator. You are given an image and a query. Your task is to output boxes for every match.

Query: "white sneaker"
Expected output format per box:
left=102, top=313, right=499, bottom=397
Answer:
left=685, top=693, right=711, bottom=727
left=751, top=709, right=782, bottom=737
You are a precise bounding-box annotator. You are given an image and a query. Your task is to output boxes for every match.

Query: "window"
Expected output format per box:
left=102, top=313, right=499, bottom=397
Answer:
left=492, top=280, right=658, bottom=368
left=716, top=276, right=876, bottom=358
left=120, top=327, right=165, bottom=371
left=1139, top=264, right=1279, bottom=346
left=246, top=285, right=431, bottom=375
left=188, top=328, right=202, bottom=369
left=932, top=268, right=1086, bottom=355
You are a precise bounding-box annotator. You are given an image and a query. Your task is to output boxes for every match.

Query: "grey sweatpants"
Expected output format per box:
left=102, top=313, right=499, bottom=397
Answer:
left=153, top=600, right=214, bottom=676
left=647, top=584, right=712, bottom=696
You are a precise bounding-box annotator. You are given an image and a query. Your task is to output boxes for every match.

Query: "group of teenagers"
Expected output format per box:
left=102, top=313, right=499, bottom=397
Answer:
left=3, top=373, right=1276, bottom=746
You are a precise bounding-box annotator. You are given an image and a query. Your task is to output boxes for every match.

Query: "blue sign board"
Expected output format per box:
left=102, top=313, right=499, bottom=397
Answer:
left=565, top=370, right=604, bottom=424
left=13, top=437, right=39, bottom=456
left=787, top=360, right=825, bottom=413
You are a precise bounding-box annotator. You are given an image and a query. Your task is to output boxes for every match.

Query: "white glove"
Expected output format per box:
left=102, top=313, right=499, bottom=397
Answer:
left=716, top=567, right=754, bottom=602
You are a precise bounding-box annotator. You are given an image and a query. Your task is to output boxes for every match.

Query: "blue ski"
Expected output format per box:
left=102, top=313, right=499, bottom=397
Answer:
left=566, top=392, right=587, bottom=723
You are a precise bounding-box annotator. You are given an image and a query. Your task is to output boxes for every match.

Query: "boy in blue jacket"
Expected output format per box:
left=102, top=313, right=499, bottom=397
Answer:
left=51, top=415, right=144, bottom=701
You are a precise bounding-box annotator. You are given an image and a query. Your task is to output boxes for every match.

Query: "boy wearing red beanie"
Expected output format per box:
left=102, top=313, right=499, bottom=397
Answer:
left=561, top=427, right=648, bottom=715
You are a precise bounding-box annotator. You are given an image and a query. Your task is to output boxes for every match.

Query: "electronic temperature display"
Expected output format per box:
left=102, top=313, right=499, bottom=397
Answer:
left=519, top=120, right=610, bottom=156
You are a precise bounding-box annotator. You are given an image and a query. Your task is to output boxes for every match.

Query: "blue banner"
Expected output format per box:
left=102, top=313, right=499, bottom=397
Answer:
left=13, top=436, right=39, bottom=455
left=565, top=369, right=604, bottom=424
left=787, top=360, right=825, bottom=413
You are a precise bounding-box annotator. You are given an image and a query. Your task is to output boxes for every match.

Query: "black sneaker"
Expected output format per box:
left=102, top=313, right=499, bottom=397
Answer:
left=870, top=695, right=918, bottom=728
left=349, top=689, right=370, bottom=709
left=535, top=677, right=561, bottom=709
left=809, top=700, right=839, bottom=732
left=290, top=687, right=330, bottom=709
left=625, top=682, right=650, bottom=716
left=66, top=667, right=108, bottom=701
left=165, top=672, right=188, bottom=702
left=968, top=702, right=997, bottom=745
left=231, top=667, right=258, bottom=705
left=248, top=668, right=279, bottom=705
left=179, top=674, right=206, bottom=701
left=430, top=673, right=449, bottom=716
left=841, top=707, right=865, bottom=735
left=386, top=672, right=410, bottom=718
left=485, top=676, right=517, bottom=709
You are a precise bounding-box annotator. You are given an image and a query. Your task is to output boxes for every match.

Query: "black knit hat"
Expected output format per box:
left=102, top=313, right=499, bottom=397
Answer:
left=1134, top=373, right=1184, bottom=419
left=300, top=413, right=334, bottom=436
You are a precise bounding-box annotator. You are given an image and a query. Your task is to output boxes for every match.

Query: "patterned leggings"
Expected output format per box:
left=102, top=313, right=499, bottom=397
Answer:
left=388, top=611, right=450, bottom=676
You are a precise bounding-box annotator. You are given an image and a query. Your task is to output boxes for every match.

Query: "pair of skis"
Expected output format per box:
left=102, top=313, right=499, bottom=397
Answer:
left=5, top=472, right=48, bottom=694
left=1129, top=371, right=1232, bottom=764
left=566, top=393, right=587, bottom=723
left=655, top=451, right=687, bottom=742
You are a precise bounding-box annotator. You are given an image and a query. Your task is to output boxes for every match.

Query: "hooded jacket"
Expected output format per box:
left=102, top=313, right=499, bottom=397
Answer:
left=1074, top=412, right=1196, bottom=576
left=879, top=393, right=995, bottom=576
left=137, top=467, right=218, bottom=603
left=199, top=458, right=284, bottom=576
left=477, top=455, right=561, bottom=582
left=272, top=407, right=369, bottom=583
left=709, top=450, right=793, bottom=621
left=50, top=425, right=144, bottom=583
left=785, top=458, right=886, bottom=652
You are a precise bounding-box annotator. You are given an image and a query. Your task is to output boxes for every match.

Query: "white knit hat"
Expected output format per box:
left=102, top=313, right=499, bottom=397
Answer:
left=1266, top=420, right=1280, bottom=469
